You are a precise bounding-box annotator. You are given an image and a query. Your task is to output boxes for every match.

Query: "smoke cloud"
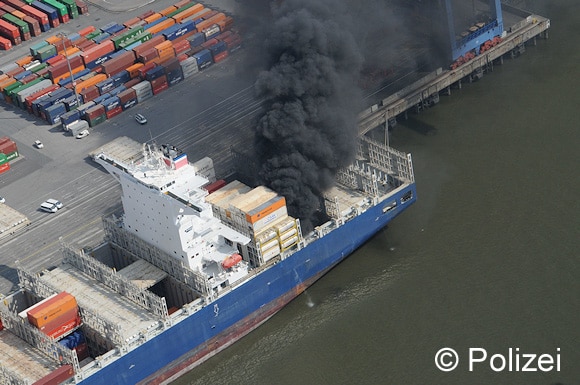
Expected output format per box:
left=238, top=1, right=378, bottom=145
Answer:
left=254, top=0, right=363, bottom=229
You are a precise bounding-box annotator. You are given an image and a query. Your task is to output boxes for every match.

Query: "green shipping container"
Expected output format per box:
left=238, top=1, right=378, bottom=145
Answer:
left=36, top=44, right=58, bottom=61
left=0, top=153, right=7, bottom=165
left=118, top=32, right=152, bottom=50
left=30, top=41, right=49, bottom=57
left=58, top=0, right=79, bottom=18
left=88, top=114, right=106, bottom=127
left=111, top=26, right=144, bottom=49
left=4, top=151, right=19, bottom=161
left=2, top=14, right=30, bottom=35
left=3, top=81, right=23, bottom=97
left=41, top=0, right=68, bottom=17
left=85, top=30, right=101, bottom=40
left=166, top=2, right=197, bottom=19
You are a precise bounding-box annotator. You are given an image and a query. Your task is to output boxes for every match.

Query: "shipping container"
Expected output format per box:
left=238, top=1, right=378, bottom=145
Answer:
left=24, top=83, right=58, bottom=109
left=74, top=0, right=88, bottom=15
left=143, top=12, right=162, bottom=24
left=145, top=17, right=174, bottom=35
left=105, top=104, right=122, bottom=119
left=100, top=21, right=123, bottom=35
left=117, top=30, right=151, bottom=50
left=137, top=9, right=155, bottom=20
left=187, top=31, right=205, bottom=48
left=15, top=78, right=52, bottom=104
left=60, top=108, right=80, bottom=126
left=21, top=15, right=41, bottom=36
left=125, top=62, right=143, bottom=78
left=172, top=3, right=204, bottom=23
left=110, top=25, right=143, bottom=49
left=40, top=0, right=69, bottom=23
left=36, top=44, right=57, bottom=61
left=74, top=72, right=106, bottom=93
left=203, top=24, right=220, bottom=40
left=58, top=68, right=89, bottom=87
left=78, top=25, right=95, bottom=36
left=100, top=50, right=135, bottom=76
left=159, top=5, right=176, bottom=16
left=123, top=17, right=141, bottom=28
left=91, top=32, right=110, bottom=44
left=31, top=1, right=59, bottom=27
left=44, top=101, right=66, bottom=124
left=192, top=49, right=212, bottom=70
left=0, top=18, right=21, bottom=45
left=2, top=13, right=31, bottom=41
left=79, top=84, right=98, bottom=102
left=144, top=65, right=164, bottom=81
left=81, top=40, right=115, bottom=65
left=26, top=292, right=78, bottom=328
left=212, top=49, right=228, bottom=63
left=0, top=162, right=10, bottom=174
left=21, top=4, right=50, bottom=30
left=58, top=0, right=79, bottom=19
left=32, top=364, right=74, bottom=385
left=161, top=19, right=194, bottom=41
left=132, top=34, right=165, bottom=56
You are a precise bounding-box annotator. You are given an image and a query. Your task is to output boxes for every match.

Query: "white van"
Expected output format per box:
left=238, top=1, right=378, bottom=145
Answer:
left=46, top=199, right=63, bottom=209
left=40, top=201, right=58, bottom=213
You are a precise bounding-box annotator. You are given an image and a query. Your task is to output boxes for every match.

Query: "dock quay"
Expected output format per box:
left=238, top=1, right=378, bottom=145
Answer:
left=358, top=11, right=551, bottom=135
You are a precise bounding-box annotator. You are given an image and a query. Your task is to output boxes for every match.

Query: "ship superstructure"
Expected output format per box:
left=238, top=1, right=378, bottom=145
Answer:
left=0, top=135, right=415, bottom=385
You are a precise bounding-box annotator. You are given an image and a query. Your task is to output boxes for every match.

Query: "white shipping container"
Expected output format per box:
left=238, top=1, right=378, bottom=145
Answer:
left=16, top=79, right=53, bottom=104
left=259, top=238, right=279, bottom=251
left=256, top=228, right=277, bottom=244
left=262, top=245, right=280, bottom=262
left=192, top=157, right=215, bottom=181
left=131, top=80, right=152, bottom=93
left=281, top=236, right=298, bottom=249
left=279, top=227, right=297, bottom=241
left=136, top=92, right=153, bottom=103
left=275, top=217, right=296, bottom=233
left=252, top=206, right=288, bottom=234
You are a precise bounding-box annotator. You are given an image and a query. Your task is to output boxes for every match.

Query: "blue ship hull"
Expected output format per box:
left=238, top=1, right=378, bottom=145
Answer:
left=77, top=184, right=416, bottom=385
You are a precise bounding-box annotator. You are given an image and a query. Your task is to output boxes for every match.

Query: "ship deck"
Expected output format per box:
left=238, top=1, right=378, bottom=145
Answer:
left=39, top=263, right=161, bottom=343
left=0, top=329, right=55, bottom=382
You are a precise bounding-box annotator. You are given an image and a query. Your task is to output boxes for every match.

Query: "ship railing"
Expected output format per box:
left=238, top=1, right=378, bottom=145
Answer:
left=61, top=242, right=169, bottom=320
left=0, top=363, right=27, bottom=385
left=0, top=297, right=80, bottom=374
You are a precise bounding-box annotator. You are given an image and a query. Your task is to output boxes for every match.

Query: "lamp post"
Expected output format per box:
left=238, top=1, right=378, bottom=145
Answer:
left=57, top=32, right=81, bottom=107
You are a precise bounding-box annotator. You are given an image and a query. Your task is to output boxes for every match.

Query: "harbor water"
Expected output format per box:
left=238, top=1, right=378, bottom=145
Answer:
left=173, top=1, right=579, bottom=384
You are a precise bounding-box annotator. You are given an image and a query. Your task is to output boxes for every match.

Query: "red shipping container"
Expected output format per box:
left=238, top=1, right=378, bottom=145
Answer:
left=173, top=0, right=192, bottom=8
left=132, top=35, right=165, bottom=57
left=23, top=15, right=42, bottom=37
left=204, top=179, right=226, bottom=194
left=0, top=141, right=17, bottom=154
left=25, top=84, right=59, bottom=109
left=150, top=74, right=167, bottom=88
left=0, top=36, right=11, bottom=50
left=2, top=0, right=27, bottom=8
left=201, top=38, right=218, bottom=50
left=0, top=19, right=21, bottom=45
left=75, top=342, right=89, bottom=361
left=46, top=54, right=65, bottom=66
left=152, top=82, right=168, bottom=95
left=137, top=9, right=155, bottom=20
left=38, top=308, right=81, bottom=339
left=215, top=30, right=233, bottom=42
left=117, top=88, right=136, bottom=104
left=172, top=39, right=190, bottom=55
left=75, top=0, right=88, bottom=15
left=80, top=85, right=99, bottom=103
left=32, top=365, right=74, bottom=385
left=138, top=48, right=158, bottom=64
left=6, top=66, right=24, bottom=77
left=21, top=5, right=49, bottom=26
left=105, top=105, right=122, bottom=119
left=0, top=137, right=10, bottom=145
left=123, top=17, right=141, bottom=28
left=20, top=73, right=39, bottom=84
left=100, top=50, right=135, bottom=76
left=77, top=39, right=96, bottom=51
left=85, top=104, right=105, bottom=119
left=213, top=50, right=229, bottom=63
left=81, top=40, right=114, bottom=65
left=0, top=163, right=10, bottom=174
left=123, top=77, right=141, bottom=89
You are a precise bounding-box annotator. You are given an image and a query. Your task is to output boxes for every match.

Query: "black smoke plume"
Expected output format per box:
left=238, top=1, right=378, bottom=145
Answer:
left=254, top=0, right=363, bottom=230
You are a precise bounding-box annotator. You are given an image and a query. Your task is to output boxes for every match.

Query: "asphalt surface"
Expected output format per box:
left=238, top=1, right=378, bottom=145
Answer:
left=0, top=0, right=259, bottom=294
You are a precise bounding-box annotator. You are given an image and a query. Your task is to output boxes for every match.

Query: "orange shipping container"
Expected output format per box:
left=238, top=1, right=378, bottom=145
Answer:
left=245, top=196, right=287, bottom=224
left=126, top=62, right=144, bottom=78
left=26, top=292, right=78, bottom=329
left=64, top=46, right=80, bottom=57
left=154, top=40, right=173, bottom=54
left=159, top=5, right=177, bottom=16
left=195, top=13, right=227, bottom=33
left=0, top=78, right=17, bottom=92
left=78, top=25, right=96, bottom=37
left=12, top=10, right=27, bottom=20
left=143, top=13, right=163, bottom=24
left=145, top=18, right=175, bottom=35
left=74, top=73, right=108, bottom=93
left=173, top=0, right=191, bottom=8
left=16, top=56, right=34, bottom=67
left=172, top=3, right=204, bottom=23
left=52, top=66, right=85, bottom=85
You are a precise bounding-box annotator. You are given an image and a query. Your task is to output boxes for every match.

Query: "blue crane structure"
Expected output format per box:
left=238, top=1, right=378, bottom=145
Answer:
left=445, top=0, right=504, bottom=61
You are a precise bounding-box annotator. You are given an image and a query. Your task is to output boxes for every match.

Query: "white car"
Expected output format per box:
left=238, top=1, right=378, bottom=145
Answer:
left=40, top=198, right=63, bottom=213
left=0, top=196, right=5, bottom=204
left=135, top=114, right=147, bottom=125
left=46, top=198, right=63, bottom=209
left=76, top=129, right=90, bottom=139
left=34, top=140, right=44, bottom=149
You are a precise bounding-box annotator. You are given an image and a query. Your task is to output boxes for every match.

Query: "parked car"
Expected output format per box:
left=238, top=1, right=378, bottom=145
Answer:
left=135, top=114, right=147, bottom=125
left=0, top=196, right=5, bottom=204
left=34, top=140, right=44, bottom=149
left=40, top=198, right=63, bottom=213
left=76, top=129, right=90, bottom=139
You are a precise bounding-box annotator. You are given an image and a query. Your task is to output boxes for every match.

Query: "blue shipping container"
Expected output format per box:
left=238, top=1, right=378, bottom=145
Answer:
left=166, top=68, right=183, bottom=86
left=121, top=97, right=137, bottom=110
left=63, top=95, right=80, bottom=111
left=100, top=22, right=124, bottom=35
left=144, top=16, right=167, bottom=30
left=77, top=101, right=96, bottom=117
left=102, top=96, right=120, bottom=111
left=92, top=32, right=111, bottom=44
left=40, top=23, right=51, bottom=32
left=31, top=1, right=58, bottom=22
left=145, top=66, right=165, bottom=81
left=58, top=69, right=91, bottom=87
left=60, top=109, right=81, bottom=126
left=162, top=20, right=195, bottom=41
left=188, top=32, right=205, bottom=48
left=193, top=49, right=213, bottom=70
left=14, top=71, right=33, bottom=81
left=45, top=102, right=66, bottom=125
left=92, top=93, right=111, bottom=105
left=209, top=41, right=227, bottom=56
left=111, top=70, right=130, bottom=86
left=50, top=88, right=74, bottom=105
left=67, top=33, right=81, bottom=42
left=109, top=85, right=126, bottom=97
left=96, top=78, right=115, bottom=94
left=86, top=54, right=113, bottom=70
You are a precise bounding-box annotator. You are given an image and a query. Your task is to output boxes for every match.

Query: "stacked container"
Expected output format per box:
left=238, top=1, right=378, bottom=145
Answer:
left=131, top=80, right=153, bottom=103
left=0, top=136, right=19, bottom=162
left=24, top=292, right=81, bottom=339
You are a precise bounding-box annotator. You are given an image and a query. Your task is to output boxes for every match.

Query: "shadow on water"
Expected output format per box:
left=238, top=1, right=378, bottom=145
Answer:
left=401, top=115, right=438, bottom=136
left=0, top=264, right=20, bottom=293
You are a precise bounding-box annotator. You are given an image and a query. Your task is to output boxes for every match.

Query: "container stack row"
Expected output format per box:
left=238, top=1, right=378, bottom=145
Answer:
left=0, top=0, right=243, bottom=128
left=0, top=136, right=18, bottom=175
left=205, top=182, right=302, bottom=267
left=18, top=291, right=89, bottom=362
left=0, top=0, right=88, bottom=50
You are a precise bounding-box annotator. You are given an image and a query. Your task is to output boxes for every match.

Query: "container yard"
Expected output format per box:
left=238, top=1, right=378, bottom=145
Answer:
left=0, top=0, right=243, bottom=135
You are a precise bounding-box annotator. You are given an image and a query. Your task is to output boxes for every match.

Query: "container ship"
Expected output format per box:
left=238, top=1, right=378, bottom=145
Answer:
left=0, top=135, right=416, bottom=385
